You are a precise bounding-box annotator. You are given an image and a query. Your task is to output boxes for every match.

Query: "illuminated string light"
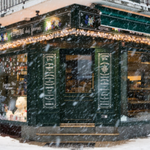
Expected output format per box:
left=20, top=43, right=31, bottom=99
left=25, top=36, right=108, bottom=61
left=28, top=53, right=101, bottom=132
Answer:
left=0, top=28, right=150, bottom=50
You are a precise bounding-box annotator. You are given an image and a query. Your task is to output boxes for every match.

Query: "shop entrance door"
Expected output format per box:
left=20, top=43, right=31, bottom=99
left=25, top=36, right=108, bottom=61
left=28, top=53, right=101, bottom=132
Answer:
left=60, top=49, right=95, bottom=123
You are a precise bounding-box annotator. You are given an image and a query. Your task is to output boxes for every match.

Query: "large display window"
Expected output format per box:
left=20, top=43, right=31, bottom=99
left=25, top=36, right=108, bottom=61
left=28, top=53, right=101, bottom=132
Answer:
left=121, top=51, right=150, bottom=122
left=0, top=53, right=27, bottom=122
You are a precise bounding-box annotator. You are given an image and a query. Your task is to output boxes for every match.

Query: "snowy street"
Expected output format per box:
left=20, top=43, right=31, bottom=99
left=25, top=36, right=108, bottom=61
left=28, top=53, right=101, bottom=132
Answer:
left=0, top=134, right=150, bottom=150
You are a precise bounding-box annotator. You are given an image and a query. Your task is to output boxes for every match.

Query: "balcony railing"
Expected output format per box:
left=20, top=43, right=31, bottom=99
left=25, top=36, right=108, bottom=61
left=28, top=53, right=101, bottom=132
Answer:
left=129, top=0, right=150, bottom=5
left=0, top=0, right=29, bottom=12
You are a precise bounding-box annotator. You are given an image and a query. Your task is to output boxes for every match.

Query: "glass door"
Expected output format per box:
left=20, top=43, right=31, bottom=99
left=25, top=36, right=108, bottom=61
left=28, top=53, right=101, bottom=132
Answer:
left=60, top=49, right=95, bottom=123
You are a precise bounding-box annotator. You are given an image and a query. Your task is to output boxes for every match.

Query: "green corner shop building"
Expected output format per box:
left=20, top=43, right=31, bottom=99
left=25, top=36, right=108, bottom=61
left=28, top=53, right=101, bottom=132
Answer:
left=0, top=3, right=150, bottom=142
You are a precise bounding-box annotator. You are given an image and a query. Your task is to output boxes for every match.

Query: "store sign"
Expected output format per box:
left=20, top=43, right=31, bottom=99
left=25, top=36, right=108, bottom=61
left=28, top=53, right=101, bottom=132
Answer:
left=5, top=22, right=44, bottom=41
left=0, top=22, right=44, bottom=42
left=0, top=12, right=71, bottom=42
left=79, top=11, right=101, bottom=30
left=12, top=24, right=43, bottom=37
left=43, top=54, right=56, bottom=109
left=98, top=53, right=112, bottom=109
left=0, top=10, right=100, bottom=43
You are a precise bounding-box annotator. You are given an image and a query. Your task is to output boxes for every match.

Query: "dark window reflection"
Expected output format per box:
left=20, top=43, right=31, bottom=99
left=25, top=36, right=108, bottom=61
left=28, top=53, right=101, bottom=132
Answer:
left=65, top=55, right=93, bottom=93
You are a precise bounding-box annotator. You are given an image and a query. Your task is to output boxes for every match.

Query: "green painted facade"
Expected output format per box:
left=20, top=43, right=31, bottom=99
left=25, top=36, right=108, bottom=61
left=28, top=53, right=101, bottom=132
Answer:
left=0, top=4, right=150, bottom=129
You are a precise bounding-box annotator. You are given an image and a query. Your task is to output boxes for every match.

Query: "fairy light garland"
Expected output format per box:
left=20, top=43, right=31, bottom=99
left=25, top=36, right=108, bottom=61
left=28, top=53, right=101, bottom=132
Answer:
left=0, top=28, right=150, bottom=50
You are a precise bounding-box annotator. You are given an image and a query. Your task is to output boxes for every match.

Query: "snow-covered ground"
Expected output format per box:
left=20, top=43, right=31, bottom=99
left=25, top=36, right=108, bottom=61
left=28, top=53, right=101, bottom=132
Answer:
left=0, top=135, right=150, bottom=150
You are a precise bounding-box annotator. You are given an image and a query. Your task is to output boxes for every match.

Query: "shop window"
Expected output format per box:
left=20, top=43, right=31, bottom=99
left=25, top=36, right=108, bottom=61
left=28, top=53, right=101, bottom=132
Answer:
left=65, top=55, right=93, bottom=93
left=0, top=53, right=27, bottom=122
left=121, top=51, right=150, bottom=122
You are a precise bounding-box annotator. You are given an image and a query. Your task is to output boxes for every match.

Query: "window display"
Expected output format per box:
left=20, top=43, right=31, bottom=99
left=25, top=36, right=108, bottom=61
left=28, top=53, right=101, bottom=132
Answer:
left=0, top=53, right=27, bottom=122
left=121, top=51, right=150, bottom=121
left=65, top=55, right=93, bottom=93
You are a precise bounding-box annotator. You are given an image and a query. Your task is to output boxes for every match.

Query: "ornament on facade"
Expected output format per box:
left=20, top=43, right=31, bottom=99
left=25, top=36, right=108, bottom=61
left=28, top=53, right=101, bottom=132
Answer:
left=85, top=15, right=95, bottom=27
left=45, top=19, right=62, bottom=31
left=101, top=65, right=108, bottom=74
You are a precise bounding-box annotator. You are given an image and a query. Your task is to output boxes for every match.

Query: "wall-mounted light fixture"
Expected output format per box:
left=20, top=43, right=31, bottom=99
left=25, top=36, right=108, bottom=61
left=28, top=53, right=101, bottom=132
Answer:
left=36, top=10, right=40, bottom=16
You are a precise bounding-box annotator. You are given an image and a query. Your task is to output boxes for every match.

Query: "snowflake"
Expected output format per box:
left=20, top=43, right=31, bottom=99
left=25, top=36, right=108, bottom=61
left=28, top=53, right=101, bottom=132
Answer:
left=88, top=17, right=94, bottom=26
left=101, top=65, right=108, bottom=74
